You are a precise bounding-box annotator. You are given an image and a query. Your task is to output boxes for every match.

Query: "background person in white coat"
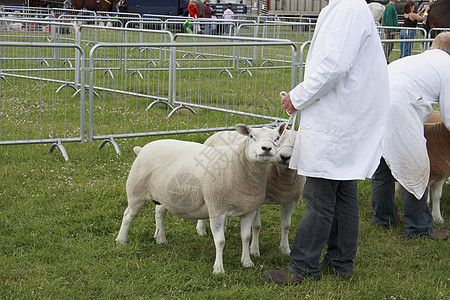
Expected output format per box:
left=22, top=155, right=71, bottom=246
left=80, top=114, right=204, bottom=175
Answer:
left=261, top=0, right=389, bottom=285
left=371, top=32, right=450, bottom=241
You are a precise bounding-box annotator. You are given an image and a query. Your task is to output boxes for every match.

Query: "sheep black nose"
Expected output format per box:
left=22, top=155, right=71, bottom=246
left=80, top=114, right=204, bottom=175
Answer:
left=262, top=146, right=272, bottom=152
left=280, top=154, right=290, bottom=161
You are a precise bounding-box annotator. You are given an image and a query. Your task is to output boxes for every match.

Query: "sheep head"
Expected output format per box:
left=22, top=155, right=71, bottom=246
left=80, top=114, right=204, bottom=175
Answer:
left=235, top=123, right=287, bottom=164
left=275, top=129, right=296, bottom=168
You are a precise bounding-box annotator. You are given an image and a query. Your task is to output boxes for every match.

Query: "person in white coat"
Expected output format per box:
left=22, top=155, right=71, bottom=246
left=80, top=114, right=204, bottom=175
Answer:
left=371, top=32, right=450, bottom=241
left=261, top=0, right=389, bottom=285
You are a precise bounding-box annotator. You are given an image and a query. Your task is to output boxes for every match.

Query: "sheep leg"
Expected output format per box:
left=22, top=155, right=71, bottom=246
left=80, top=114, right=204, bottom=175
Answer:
left=250, top=208, right=261, bottom=257
left=240, top=211, right=257, bottom=268
left=210, top=213, right=228, bottom=274
left=430, top=178, right=445, bottom=223
left=115, top=200, right=146, bottom=245
left=279, top=200, right=297, bottom=255
left=196, top=220, right=208, bottom=236
left=154, top=205, right=169, bottom=244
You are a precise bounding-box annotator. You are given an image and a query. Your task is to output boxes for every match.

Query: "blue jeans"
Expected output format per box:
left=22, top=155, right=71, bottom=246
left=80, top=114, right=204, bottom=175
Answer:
left=371, top=158, right=434, bottom=239
left=204, top=24, right=212, bottom=35
left=288, top=177, right=359, bottom=278
left=400, top=29, right=416, bottom=58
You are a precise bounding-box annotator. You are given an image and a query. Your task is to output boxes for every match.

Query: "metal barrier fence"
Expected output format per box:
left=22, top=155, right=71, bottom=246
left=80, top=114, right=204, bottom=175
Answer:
left=0, top=5, right=91, bottom=17
left=0, top=42, right=86, bottom=160
left=1, top=11, right=444, bottom=159
left=377, top=25, right=428, bottom=61
left=87, top=40, right=298, bottom=154
left=236, top=22, right=315, bottom=48
left=429, top=27, right=450, bottom=38
left=0, top=18, right=77, bottom=43
left=172, top=33, right=301, bottom=73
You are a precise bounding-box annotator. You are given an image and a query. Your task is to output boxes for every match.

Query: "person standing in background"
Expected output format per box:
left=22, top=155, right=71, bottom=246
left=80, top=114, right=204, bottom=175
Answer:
left=381, top=0, right=399, bottom=62
left=211, top=10, right=218, bottom=35
left=188, top=0, right=201, bottom=32
left=188, top=0, right=200, bottom=18
left=400, top=1, right=428, bottom=57
left=222, top=3, right=234, bottom=35
left=203, top=0, right=213, bottom=34
left=195, top=0, right=204, bottom=17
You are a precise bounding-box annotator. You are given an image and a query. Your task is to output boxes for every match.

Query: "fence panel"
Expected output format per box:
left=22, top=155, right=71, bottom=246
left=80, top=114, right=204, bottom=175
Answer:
left=377, top=26, right=428, bottom=62
left=0, top=42, right=85, bottom=160
left=87, top=40, right=298, bottom=153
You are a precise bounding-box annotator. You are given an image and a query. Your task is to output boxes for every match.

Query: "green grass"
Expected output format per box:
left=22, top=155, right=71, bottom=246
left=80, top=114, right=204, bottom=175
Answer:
left=1, top=138, right=449, bottom=299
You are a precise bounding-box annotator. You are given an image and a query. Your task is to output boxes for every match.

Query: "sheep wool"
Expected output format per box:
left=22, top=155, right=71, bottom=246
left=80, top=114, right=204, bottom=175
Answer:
left=116, top=124, right=286, bottom=274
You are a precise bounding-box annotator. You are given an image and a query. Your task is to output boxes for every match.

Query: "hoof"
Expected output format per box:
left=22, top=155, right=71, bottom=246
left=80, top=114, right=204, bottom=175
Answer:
left=115, top=238, right=126, bottom=245
left=154, top=236, right=168, bottom=244
left=279, top=246, right=291, bottom=255
left=242, top=260, right=255, bottom=268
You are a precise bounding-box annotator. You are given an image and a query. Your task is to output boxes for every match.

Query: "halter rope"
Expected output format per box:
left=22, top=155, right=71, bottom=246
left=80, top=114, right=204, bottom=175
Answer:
left=279, top=91, right=298, bottom=144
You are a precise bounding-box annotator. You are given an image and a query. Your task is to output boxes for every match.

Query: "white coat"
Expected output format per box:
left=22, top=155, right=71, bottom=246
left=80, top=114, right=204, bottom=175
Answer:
left=383, top=49, right=450, bottom=199
left=289, top=0, right=389, bottom=180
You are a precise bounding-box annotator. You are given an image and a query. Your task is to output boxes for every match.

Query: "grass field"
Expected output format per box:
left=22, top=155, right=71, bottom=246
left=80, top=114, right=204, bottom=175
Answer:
left=1, top=136, right=449, bottom=299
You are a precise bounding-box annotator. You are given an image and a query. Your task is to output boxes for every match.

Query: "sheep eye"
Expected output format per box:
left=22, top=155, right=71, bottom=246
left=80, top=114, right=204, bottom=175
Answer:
left=249, top=134, right=254, bottom=139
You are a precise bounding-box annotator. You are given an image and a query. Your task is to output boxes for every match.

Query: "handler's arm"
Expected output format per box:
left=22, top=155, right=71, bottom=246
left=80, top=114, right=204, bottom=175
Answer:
left=289, top=9, right=368, bottom=111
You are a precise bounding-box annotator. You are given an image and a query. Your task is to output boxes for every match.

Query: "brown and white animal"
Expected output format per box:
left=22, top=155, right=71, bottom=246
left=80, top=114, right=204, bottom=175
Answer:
left=423, top=0, right=450, bottom=37
left=72, top=0, right=113, bottom=12
left=196, top=128, right=305, bottom=256
left=424, top=111, right=449, bottom=223
left=116, top=123, right=286, bottom=274
left=395, top=110, right=448, bottom=222
left=368, top=2, right=385, bottom=25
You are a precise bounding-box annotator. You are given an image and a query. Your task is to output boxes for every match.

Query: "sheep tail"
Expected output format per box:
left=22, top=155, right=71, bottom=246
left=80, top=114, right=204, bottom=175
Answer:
left=133, top=146, right=142, bottom=155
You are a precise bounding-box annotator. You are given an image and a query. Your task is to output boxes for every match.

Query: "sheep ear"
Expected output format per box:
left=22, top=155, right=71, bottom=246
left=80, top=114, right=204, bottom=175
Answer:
left=277, top=122, right=287, bottom=136
left=235, top=124, right=251, bottom=136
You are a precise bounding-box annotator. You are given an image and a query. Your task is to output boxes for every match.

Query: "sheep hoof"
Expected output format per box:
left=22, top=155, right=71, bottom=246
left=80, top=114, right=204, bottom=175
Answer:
left=250, top=249, right=260, bottom=257
left=213, top=265, right=225, bottom=274
left=242, top=260, right=255, bottom=268
left=279, top=246, right=291, bottom=255
left=115, top=238, right=126, bottom=245
left=154, top=236, right=168, bottom=244
left=433, top=216, right=444, bottom=224
left=197, top=229, right=207, bottom=236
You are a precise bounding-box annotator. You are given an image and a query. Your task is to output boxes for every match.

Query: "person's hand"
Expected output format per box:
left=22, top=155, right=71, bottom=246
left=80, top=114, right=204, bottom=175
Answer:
left=281, top=92, right=297, bottom=115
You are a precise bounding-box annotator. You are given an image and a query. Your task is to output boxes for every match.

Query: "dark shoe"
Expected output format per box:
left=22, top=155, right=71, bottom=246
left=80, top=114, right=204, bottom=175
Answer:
left=320, top=260, right=352, bottom=279
left=261, top=268, right=304, bottom=285
left=430, top=230, right=449, bottom=241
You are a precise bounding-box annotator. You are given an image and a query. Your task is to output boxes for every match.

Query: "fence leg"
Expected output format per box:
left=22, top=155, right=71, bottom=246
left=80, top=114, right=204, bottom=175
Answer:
left=145, top=98, right=174, bottom=111
left=55, top=82, right=77, bottom=93
left=98, top=136, right=121, bottom=155
left=48, top=139, right=69, bottom=161
left=167, top=104, right=197, bottom=119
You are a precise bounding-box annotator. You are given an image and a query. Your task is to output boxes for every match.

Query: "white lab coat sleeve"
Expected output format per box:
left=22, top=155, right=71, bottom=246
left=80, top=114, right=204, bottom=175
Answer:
left=290, top=9, right=368, bottom=110
left=439, top=77, right=450, bottom=130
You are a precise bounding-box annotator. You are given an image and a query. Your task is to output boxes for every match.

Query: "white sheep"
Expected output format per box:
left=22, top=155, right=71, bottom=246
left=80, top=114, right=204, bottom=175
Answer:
left=368, top=2, right=385, bottom=26
left=116, top=123, right=287, bottom=274
left=425, top=113, right=449, bottom=223
left=196, top=128, right=305, bottom=256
